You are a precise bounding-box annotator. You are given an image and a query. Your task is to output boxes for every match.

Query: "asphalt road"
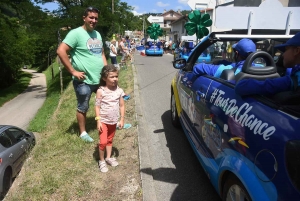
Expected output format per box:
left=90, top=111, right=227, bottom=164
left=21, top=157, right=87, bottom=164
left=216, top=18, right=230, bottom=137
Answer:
left=134, top=52, right=221, bottom=201
left=0, top=69, right=46, bottom=129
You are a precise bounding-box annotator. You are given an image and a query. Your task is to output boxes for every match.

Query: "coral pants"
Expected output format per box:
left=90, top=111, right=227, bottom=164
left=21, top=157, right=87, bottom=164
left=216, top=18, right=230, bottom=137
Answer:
left=99, top=123, right=117, bottom=151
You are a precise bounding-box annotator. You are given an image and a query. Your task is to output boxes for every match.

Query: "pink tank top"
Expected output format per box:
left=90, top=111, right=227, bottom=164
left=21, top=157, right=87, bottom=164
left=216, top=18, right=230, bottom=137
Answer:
left=96, top=86, right=125, bottom=125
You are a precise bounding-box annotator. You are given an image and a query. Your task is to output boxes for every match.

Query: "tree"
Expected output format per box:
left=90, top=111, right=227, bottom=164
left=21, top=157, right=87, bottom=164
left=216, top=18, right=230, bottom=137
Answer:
left=181, top=9, right=192, bottom=16
left=0, top=1, right=39, bottom=88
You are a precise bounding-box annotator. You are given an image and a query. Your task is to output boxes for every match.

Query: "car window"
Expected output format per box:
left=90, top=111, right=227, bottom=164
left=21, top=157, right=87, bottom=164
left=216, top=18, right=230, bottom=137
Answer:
left=7, top=128, right=26, bottom=143
left=0, top=131, right=13, bottom=148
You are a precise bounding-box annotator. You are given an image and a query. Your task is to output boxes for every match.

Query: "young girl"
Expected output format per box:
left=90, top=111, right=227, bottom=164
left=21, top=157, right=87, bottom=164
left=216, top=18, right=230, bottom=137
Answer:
left=95, top=64, right=125, bottom=173
left=109, top=39, right=119, bottom=69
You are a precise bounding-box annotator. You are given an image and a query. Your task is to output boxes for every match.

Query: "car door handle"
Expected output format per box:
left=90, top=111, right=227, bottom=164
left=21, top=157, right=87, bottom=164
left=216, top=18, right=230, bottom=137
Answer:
left=196, top=91, right=205, bottom=101
left=9, top=153, right=13, bottom=158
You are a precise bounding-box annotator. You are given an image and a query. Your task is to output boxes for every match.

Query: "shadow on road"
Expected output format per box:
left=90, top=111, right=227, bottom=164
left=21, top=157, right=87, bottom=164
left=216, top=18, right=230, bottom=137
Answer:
left=140, top=110, right=221, bottom=201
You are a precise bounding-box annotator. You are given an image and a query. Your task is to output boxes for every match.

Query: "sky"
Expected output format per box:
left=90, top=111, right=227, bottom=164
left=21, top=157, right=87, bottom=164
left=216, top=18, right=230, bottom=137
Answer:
left=38, top=0, right=192, bottom=15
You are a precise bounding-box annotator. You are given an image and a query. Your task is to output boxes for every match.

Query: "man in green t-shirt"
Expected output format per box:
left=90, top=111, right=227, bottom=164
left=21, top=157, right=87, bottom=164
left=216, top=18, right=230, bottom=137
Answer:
left=57, top=7, right=107, bottom=143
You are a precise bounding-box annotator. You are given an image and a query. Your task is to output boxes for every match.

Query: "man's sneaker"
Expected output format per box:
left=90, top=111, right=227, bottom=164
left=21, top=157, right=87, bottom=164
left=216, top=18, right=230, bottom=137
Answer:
left=99, top=161, right=108, bottom=173
left=105, top=158, right=119, bottom=167
left=80, top=132, right=94, bottom=143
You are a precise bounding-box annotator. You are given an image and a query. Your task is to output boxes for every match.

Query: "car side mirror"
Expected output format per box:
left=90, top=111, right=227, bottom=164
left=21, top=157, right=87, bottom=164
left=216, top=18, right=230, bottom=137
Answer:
left=173, top=58, right=187, bottom=69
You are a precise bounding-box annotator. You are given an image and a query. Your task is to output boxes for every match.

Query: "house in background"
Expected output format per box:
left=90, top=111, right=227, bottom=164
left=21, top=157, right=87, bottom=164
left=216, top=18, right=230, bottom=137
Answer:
left=157, top=9, right=183, bottom=41
left=169, top=14, right=191, bottom=44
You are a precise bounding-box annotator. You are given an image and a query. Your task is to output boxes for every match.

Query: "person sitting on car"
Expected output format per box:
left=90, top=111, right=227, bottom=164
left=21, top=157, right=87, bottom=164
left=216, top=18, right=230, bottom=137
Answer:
left=235, top=32, right=300, bottom=96
left=193, top=38, right=256, bottom=78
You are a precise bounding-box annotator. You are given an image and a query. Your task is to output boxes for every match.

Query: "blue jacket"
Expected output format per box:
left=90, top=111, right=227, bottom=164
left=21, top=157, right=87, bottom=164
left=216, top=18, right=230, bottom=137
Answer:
left=193, top=60, right=244, bottom=78
left=235, top=64, right=300, bottom=96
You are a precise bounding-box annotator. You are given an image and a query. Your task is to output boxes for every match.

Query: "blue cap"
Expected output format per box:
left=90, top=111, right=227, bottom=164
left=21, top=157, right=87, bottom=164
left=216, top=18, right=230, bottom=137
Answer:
left=275, top=32, right=300, bottom=52
left=234, top=39, right=256, bottom=57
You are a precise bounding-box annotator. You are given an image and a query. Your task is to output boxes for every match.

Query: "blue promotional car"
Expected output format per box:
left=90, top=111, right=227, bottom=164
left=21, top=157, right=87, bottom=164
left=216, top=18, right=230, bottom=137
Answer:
left=145, top=40, right=163, bottom=56
left=170, top=30, right=300, bottom=201
left=174, top=41, right=211, bottom=63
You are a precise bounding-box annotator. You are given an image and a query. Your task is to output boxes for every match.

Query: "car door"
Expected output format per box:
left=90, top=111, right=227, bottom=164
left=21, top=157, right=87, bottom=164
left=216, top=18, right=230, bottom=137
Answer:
left=191, top=78, right=244, bottom=183
left=177, top=70, right=213, bottom=157
left=6, top=128, right=28, bottom=173
left=0, top=130, right=20, bottom=174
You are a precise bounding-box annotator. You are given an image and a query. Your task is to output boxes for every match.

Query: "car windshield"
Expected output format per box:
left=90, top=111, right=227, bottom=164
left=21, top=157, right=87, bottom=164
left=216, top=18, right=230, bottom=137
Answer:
left=207, top=38, right=285, bottom=66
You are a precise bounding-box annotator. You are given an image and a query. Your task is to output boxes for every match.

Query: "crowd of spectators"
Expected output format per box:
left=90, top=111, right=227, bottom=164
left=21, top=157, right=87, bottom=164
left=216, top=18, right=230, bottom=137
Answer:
left=108, top=35, right=137, bottom=68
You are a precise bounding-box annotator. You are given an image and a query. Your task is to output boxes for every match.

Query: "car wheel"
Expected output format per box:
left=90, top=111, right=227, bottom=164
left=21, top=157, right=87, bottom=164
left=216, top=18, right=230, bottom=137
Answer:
left=171, top=90, right=181, bottom=128
left=2, top=169, right=12, bottom=196
left=29, top=138, right=36, bottom=150
left=222, top=174, right=251, bottom=201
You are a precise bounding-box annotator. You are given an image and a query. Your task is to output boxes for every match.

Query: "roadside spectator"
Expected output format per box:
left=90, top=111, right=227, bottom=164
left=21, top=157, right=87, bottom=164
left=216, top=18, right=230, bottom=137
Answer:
left=95, top=64, right=125, bottom=173
left=119, top=37, right=131, bottom=64
left=171, top=41, right=177, bottom=54
left=169, top=40, right=173, bottom=54
left=215, top=44, right=220, bottom=56
left=131, top=39, right=136, bottom=53
left=164, top=40, right=169, bottom=54
left=57, top=6, right=107, bottom=142
left=193, top=38, right=256, bottom=78
left=226, top=42, right=233, bottom=61
left=109, top=39, right=118, bottom=69
left=235, top=32, right=300, bottom=96
left=221, top=41, right=227, bottom=59
left=125, top=35, right=131, bottom=50
left=161, top=40, right=166, bottom=52
left=208, top=44, right=215, bottom=59
left=117, top=37, right=122, bottom=54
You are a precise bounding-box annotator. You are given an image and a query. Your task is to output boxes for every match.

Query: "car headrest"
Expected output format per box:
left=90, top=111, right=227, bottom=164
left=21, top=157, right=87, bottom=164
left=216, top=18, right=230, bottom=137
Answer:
left=235, top=51, right=280, bottom=83
left=241, top=51, right=277, bottom=75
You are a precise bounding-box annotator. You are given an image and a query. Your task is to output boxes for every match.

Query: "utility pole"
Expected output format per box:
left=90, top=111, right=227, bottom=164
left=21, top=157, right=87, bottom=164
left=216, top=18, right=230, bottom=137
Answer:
left=57, top=26, right=70, bottom=94
left=143, top=17, right=145, bottom=38
left=140, top=17, right=145, bottom=39
left=112, top=0, right=115, bottom=34
left=57, top=29, right=63, bottom=94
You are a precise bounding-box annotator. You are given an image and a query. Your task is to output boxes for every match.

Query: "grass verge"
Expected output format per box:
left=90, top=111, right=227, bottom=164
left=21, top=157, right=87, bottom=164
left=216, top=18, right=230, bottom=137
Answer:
left=27, top=63, right=72, bottom=132
left=5, top=58, right=142, bottom=200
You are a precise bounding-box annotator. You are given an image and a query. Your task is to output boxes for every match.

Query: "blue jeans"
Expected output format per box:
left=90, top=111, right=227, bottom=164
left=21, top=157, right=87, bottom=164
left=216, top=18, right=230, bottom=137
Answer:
left=110, top=56, right=117, bottom=64
left=73, top=80, right=99, bottom=113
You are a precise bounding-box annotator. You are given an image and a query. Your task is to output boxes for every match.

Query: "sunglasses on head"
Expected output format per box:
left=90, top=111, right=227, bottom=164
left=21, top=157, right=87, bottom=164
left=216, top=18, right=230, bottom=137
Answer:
left=84, top=7, right=99, bottom=16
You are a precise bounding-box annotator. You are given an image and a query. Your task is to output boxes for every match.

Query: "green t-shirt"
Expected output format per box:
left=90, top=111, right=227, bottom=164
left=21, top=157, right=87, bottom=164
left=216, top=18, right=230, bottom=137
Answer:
left=63, top=27, right=104, bottom=85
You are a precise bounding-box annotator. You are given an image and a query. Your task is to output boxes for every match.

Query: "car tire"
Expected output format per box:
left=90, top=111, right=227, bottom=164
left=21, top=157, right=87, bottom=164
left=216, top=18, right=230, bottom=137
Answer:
left=222, top=174, right=251, bottom=201
left=2, top=169, right=12, bottom=196
left=29, top=138, right=36, bottom=150
left=171, top=90, right=181, bottom=128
